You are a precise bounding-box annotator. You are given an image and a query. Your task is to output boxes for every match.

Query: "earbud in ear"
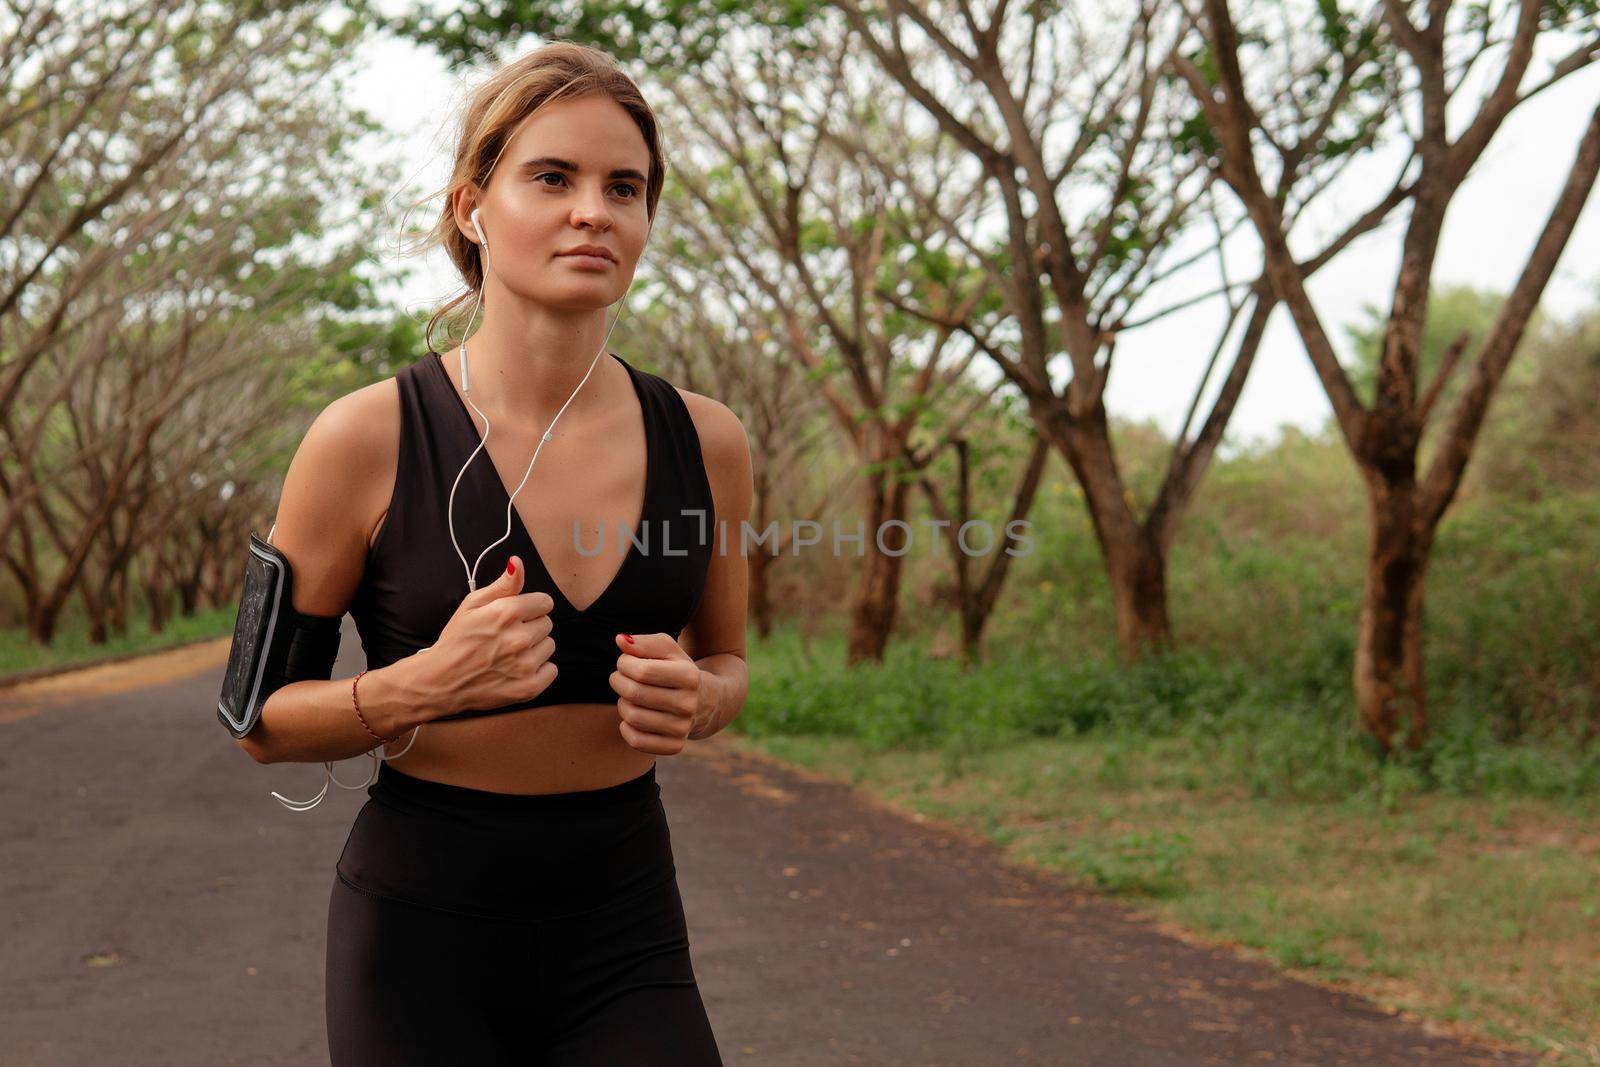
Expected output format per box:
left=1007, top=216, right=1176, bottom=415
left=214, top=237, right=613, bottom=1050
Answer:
left=470, top=207, right=487, bottom=248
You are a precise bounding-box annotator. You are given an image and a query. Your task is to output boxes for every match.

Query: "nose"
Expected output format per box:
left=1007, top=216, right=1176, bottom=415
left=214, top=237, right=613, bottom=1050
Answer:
left=571, top=182, right=613, bottom=230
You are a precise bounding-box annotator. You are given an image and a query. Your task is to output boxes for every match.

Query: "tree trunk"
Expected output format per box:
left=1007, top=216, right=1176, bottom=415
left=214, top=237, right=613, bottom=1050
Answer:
left=845, top=472, right=910, bottom=664
left=1104, top=529, right=1173, bottom=660
left=920, top=435, right=1050, bottom=669
left=957, top=597, right=984, bottom=667
left=144, top=578, right=170, bottom=633
left=749, top=548, right=774, bottom=640
left=26, top=601, right=60, bottom=645
left=80, top=581, right=108, bottom=645
left=109, top=565, right=129, bottom=635
left=176, top=576, right=199, bottom=616
left=1042, top=409, right=1175, bottom=660
left=1354, top=472, right=1433, bottom=752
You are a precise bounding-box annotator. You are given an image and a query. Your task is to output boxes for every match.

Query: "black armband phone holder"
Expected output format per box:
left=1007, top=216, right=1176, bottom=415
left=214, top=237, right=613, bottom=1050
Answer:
left=217, top=531, right=343, bottom=739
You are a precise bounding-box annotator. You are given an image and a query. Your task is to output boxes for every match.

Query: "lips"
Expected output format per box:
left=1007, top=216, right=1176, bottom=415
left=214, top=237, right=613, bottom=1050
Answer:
left=558, top=246, right=615, bottom=262
left=560, top=254, right=614, bottom=271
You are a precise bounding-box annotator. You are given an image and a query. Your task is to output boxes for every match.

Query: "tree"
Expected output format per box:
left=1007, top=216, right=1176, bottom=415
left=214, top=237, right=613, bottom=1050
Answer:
left=822, top=0, right=1411, bottom=660
left=1172, top=0, right=1600, bottom=751
left=0, top=0, right=396, bottom=642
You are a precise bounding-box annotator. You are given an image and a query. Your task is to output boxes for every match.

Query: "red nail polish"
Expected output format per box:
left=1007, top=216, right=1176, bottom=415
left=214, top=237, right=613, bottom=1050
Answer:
left=506, top=559, right=516, bottom=576
left=622, top=633, right=634, bottom=645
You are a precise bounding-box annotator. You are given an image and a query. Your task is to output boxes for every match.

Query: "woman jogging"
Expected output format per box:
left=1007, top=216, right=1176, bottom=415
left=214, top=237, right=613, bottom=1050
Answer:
left=233, top=41, right=751, bottom=1065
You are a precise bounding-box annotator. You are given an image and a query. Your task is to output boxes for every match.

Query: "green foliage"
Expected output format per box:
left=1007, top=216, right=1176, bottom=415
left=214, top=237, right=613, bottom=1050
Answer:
left=379, top=0, right=836, bottom=71
left=1342, top=284, right=1517, bottom=410
left=1425, top=494, right=1600, bottom=760
left=1466, top=300, right=1600, bottom=498
left=1170, top=107, right=1221, bottom=164
left=742, top=597, right=1600, bottom=803
left=0, top=604, right=238, bottom=678
left=1539, top=0, right=1600, bottom=31
left=740, top=296, right=1600, bottom=802
left=1314, top=0, right=1358, bottom=50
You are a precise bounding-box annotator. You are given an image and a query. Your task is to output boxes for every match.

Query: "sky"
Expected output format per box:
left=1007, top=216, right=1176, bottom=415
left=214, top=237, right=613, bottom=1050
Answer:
left=345, top=16, right=1600, bottom=454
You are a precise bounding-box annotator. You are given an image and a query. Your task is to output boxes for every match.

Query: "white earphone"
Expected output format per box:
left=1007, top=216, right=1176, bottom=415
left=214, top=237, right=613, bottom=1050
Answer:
left=270, top=200, right=654, bottom=811
left=446, top=205, right=642, bottom=595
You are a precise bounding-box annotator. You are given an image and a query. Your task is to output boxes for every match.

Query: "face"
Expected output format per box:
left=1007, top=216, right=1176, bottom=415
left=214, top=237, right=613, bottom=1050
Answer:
left=457, top=93, right=653, bottom=311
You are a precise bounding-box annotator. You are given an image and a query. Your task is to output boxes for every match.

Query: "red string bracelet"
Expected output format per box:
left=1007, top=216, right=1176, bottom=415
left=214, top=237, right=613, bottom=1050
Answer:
left=352, top=669, right=395, bottom=744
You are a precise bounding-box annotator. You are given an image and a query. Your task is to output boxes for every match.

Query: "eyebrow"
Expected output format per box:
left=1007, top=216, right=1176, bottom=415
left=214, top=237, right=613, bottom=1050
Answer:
left=517, top=156, right=647, bottom=184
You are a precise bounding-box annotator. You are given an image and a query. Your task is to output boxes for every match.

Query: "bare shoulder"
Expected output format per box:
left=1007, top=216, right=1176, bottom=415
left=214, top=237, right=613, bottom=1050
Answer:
left=305, top=377, right=401, bottom=547
left=676, top=386, right=749, bottom=467
left=269, top=375, right=401, bottom=616
left=675, top=386, right=752, bottom=522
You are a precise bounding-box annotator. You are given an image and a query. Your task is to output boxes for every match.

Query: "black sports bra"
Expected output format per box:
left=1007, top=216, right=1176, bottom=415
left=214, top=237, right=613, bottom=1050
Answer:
left=348, top=349, right=716, bottom=721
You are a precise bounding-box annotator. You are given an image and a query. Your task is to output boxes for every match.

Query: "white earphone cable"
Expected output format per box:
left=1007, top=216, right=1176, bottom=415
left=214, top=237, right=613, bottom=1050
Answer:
left=271, top=203, right=649, bottom=811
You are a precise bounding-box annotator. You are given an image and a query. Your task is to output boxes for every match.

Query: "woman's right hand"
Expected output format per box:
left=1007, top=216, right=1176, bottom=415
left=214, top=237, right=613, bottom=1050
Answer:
left=413, top=555, right=557, bottom=720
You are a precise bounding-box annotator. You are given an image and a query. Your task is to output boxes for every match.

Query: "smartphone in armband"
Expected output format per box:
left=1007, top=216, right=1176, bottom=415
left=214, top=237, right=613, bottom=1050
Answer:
left=217, top=531, right=342, bottom=739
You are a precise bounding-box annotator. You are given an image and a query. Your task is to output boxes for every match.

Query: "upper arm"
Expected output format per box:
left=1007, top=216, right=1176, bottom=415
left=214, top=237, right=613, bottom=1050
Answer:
left=267, top=379, right=399, bottom=619
left=677, top=390, right=752, bottom=662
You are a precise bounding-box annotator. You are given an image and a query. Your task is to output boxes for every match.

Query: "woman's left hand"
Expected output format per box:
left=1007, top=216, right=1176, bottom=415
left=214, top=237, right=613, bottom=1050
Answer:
left=611, top=633, right=703, bottom=755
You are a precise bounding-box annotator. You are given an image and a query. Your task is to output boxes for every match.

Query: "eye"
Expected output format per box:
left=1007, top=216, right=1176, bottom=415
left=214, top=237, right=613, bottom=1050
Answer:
left=533, top=173, right=641, bottom=200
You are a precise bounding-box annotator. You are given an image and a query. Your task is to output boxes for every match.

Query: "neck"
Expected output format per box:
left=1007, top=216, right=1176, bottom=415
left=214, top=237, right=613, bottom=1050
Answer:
left=457, top=299, right=620, bottom=425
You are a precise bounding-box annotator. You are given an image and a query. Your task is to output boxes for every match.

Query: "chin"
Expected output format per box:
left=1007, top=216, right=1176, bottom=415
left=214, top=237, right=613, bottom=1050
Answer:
left=510, top=282, right=626, bottom=311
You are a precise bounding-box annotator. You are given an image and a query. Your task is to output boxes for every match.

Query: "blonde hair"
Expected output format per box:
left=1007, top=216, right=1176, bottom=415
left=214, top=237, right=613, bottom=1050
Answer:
left=398, top=42, right=666, bottom=354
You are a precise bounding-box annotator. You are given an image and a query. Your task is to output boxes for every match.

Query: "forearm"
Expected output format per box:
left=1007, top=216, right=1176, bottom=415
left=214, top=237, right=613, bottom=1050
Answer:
left=236, top=655, right=435, bottom=765
left=688, top=652, right=747, bottom=741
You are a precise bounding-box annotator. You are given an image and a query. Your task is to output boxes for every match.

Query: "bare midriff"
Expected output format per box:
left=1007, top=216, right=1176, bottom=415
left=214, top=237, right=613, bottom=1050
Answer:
left=377, top=701, right=655, bottom=795
left=362, top=498, right=653, bottom=796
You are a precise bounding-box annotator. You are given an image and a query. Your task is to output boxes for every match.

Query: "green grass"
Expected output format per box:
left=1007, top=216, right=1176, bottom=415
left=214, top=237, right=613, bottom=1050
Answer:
left=740, top=623, right=1600, bottom=802
left=0, top=604, right=237, bottom=681
left=729, top=626, right=1600, bottom=1065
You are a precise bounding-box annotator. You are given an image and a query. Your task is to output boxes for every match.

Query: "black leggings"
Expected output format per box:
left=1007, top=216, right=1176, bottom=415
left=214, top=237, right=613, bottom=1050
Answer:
left=325, top=762, right=724, bottom=1066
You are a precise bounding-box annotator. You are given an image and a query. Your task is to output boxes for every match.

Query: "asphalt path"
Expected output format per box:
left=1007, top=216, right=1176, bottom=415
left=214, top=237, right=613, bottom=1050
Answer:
left=0, top=619, right=1542, bottom=1065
